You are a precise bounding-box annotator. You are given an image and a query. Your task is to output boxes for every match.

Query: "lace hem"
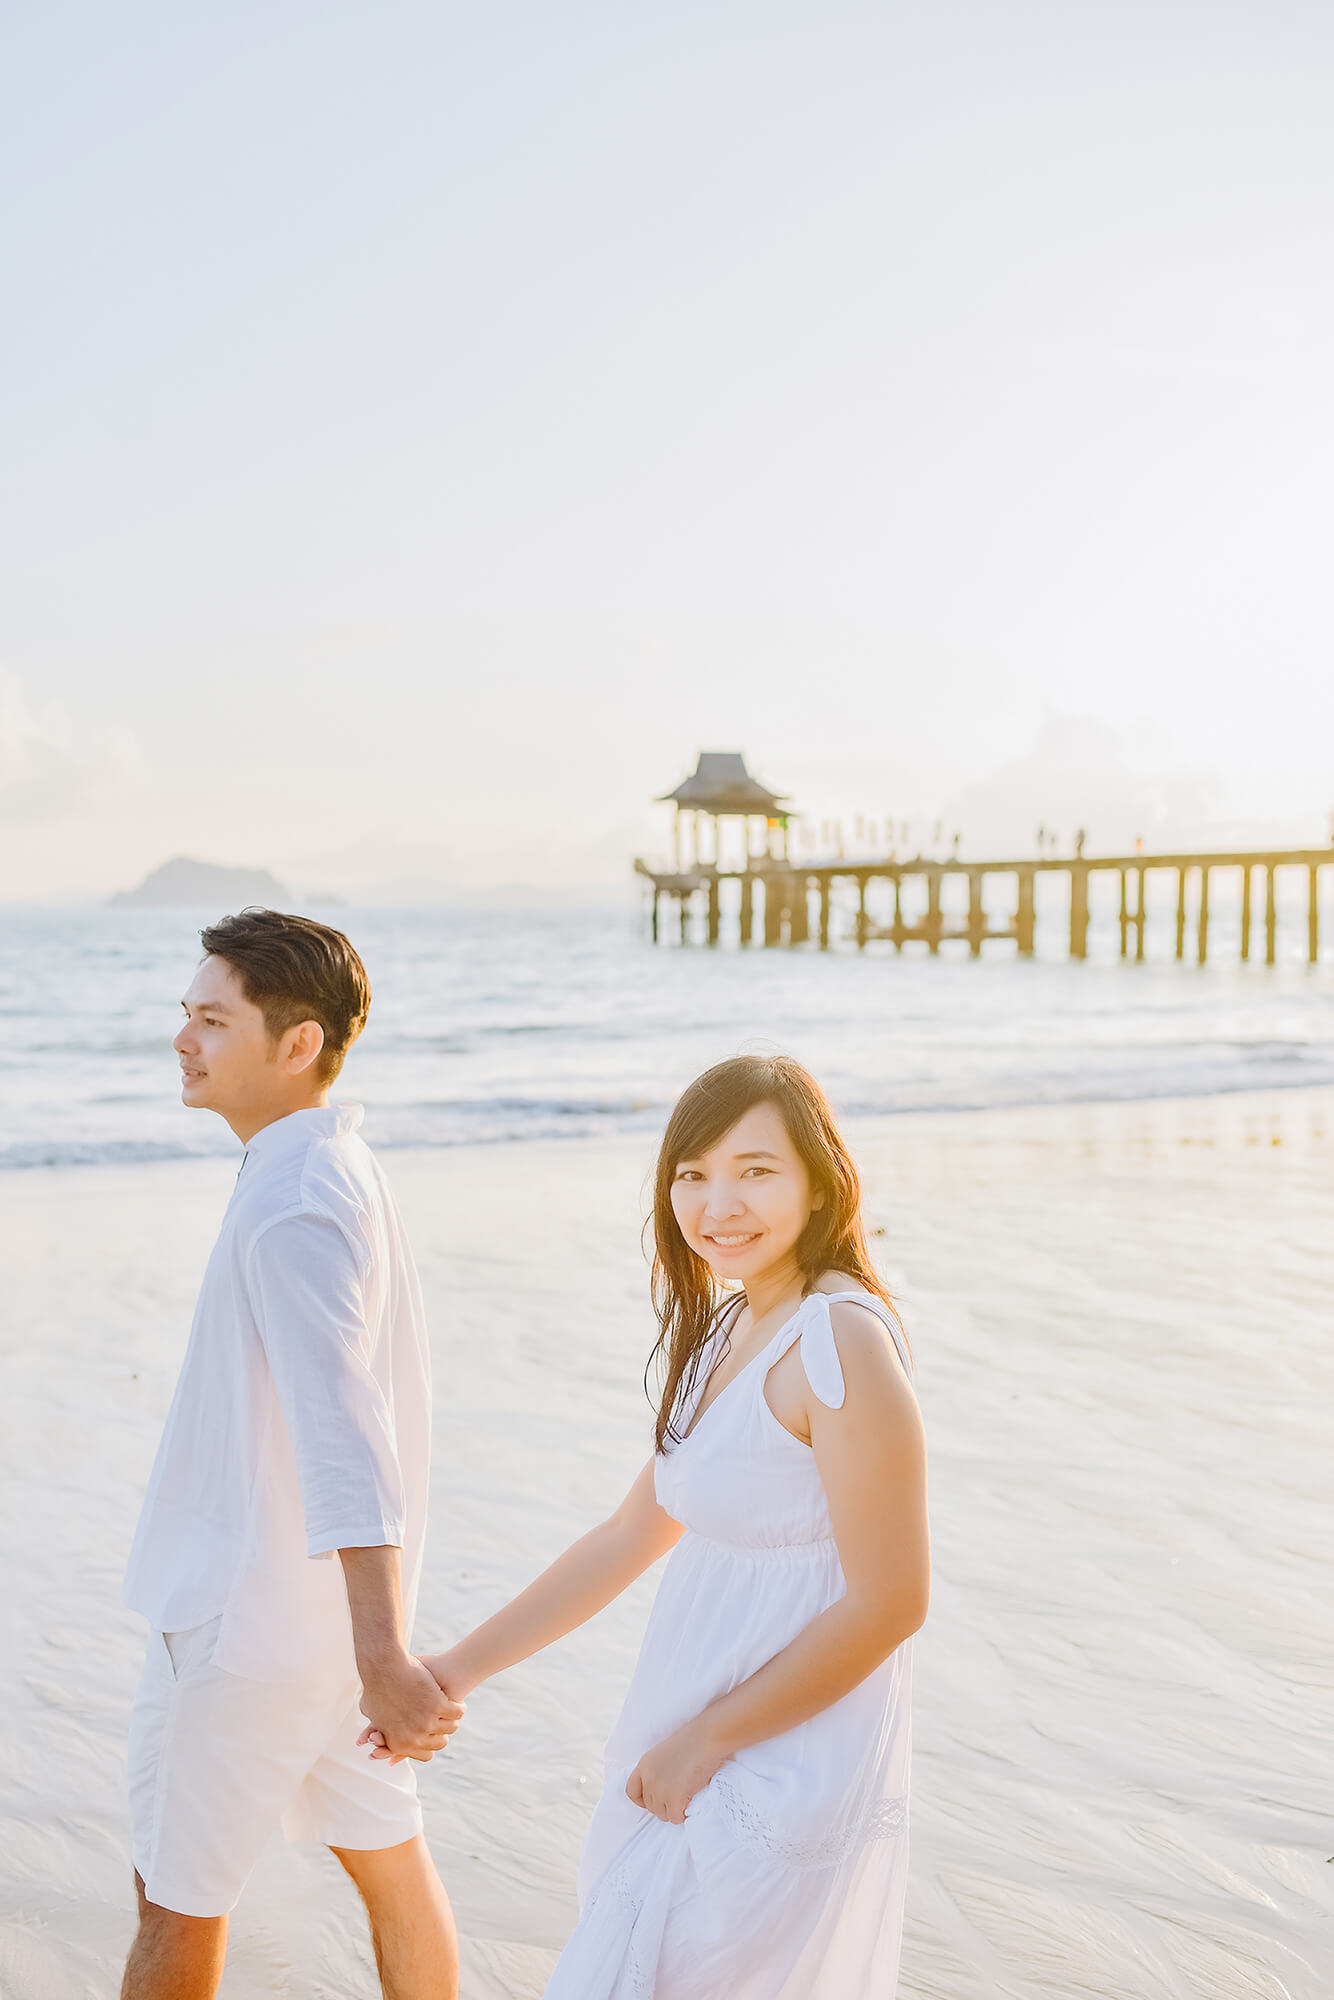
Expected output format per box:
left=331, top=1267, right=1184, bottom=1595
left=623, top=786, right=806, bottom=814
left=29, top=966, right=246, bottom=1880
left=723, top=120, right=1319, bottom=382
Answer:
left=600, top=1863, right=659, bottom=1998
left=711, top=1777, right=908, bottom=1872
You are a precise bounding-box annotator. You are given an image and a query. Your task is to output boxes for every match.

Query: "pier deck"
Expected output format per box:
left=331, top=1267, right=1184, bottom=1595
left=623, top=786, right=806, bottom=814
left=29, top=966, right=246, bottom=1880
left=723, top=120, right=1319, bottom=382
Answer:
left=635, top=848, right=1334, bottom=965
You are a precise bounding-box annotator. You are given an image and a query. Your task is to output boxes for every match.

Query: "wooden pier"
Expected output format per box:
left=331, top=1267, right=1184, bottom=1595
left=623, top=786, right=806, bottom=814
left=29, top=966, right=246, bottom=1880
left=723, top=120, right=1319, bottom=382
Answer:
left=639, top=755, right=1333, bottom=966
left=636, top=849, right=1334, bottom=964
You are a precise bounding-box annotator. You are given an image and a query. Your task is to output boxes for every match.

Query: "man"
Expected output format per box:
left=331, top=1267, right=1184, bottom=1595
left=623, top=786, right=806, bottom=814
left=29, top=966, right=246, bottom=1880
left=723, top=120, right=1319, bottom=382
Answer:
left=121, top=908, right=461, bottom=2000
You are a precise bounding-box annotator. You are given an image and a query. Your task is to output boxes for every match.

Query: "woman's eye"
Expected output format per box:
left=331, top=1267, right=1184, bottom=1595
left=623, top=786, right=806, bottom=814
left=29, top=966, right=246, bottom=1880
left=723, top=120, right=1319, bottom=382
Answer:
left=743, top=1166, right=773, bottom=1178
left=675, top=1169, right=701, bottom=1182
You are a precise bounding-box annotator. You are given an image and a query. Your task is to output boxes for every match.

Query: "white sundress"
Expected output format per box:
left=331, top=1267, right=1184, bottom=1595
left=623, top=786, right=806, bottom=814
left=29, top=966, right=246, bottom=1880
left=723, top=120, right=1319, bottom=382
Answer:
left=543, top=1289, right=915, bottom=2000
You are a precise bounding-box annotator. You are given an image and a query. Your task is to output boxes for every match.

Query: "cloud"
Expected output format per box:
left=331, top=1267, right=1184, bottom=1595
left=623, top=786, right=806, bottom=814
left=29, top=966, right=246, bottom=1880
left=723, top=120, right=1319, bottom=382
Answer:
left=943, top=714, right=1222, bottom=858
left=0, top=670, right=141, bottom=826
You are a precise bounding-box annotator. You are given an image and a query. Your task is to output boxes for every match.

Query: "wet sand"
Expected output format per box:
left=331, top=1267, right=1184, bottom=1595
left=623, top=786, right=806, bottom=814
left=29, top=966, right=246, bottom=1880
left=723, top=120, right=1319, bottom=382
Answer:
left=1, top=1089, right=1330, bottom=1998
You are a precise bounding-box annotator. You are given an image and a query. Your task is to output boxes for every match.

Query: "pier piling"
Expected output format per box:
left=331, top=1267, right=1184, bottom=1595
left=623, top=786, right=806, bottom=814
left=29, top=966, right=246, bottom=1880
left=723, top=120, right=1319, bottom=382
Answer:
left=967, top=871, right=985, bottom=956
left=1017, top=869, right=1036, bottom=956
left=1134, top=869, right=1146, bottom=962
left=926, top=872, right=943, bottom=955
left=637, top=833, right=1332, bottom=969
left=763, top=877, right=782, bottom=948
left=1070, top=866, right=1090, bottom=960
left=789, top=877, right=810, bottom=946
left=1241, top=866, right=1252, bottom=962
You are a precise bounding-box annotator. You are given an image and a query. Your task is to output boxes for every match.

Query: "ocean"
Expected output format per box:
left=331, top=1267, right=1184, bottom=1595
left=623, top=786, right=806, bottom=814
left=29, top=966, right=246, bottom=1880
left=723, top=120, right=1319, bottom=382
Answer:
left=3, top=882, right=1332, bottom=1172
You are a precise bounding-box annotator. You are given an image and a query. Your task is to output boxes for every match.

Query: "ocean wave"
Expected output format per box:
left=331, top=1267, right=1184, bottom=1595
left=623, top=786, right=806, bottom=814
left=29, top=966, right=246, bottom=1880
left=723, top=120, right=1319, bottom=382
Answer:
left=7, top=1062, right=1332, bottom=1174
left=0, top=1095, right=671, bottom=1172
left=0, top=1137, right=231, bottom=1172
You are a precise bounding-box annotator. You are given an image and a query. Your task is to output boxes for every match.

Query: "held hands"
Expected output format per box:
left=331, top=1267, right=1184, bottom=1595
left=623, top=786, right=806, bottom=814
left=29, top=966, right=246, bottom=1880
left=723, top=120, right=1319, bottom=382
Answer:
left=356, top=1648, right=465, bottom=1763
left=625, top=1718, right=728, bottom=1825
left=360, top=1646, right=475, bottom=1765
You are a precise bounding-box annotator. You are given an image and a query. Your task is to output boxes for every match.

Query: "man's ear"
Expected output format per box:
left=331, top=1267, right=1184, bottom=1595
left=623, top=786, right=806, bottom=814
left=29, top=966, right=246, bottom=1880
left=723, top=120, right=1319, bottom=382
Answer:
left=286, top=1018, right=327, bottom=1078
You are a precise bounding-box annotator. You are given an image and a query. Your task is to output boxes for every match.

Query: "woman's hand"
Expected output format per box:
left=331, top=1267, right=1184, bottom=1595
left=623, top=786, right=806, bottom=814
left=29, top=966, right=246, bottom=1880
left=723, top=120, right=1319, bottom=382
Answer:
left=417, top=1644, right=479, bottom=1702
left=625, top=1718, right=728, bottom=1825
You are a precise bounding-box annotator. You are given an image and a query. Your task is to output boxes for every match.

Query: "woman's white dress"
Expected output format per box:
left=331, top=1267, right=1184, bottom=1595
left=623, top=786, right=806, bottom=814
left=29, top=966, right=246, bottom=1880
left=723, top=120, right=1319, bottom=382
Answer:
left=543, top=1290, right=915, bottom=2000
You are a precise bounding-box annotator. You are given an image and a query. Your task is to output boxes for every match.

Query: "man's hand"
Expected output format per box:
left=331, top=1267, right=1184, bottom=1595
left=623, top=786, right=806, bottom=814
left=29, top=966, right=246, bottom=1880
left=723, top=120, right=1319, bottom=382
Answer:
left=357, top=1649, right=465, bottom=1763
left=361, top=1645, right=476, bottom=1763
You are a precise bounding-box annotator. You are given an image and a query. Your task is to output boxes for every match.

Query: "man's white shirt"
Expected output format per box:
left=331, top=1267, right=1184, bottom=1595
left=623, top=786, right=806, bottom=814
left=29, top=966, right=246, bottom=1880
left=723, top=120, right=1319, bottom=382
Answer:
left=123, top=1104, right=431, bottom=1683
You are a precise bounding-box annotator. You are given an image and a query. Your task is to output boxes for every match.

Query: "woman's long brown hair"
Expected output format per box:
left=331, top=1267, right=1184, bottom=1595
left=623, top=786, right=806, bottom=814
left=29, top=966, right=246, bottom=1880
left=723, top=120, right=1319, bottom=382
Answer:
left=647, top=1054, right=902, bottom=1452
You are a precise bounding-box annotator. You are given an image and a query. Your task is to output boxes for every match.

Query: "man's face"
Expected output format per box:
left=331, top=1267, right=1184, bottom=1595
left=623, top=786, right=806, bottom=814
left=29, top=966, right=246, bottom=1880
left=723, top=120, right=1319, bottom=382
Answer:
left=173, top=956, right=277, bottom=1120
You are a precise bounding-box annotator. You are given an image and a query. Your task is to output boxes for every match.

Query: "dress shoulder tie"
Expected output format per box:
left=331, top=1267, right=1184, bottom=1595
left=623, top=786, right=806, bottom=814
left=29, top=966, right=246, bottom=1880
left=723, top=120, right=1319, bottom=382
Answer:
left=790, top=1290, right=914, bottom=1408
left=797, top=1294, right=849, bottom=1410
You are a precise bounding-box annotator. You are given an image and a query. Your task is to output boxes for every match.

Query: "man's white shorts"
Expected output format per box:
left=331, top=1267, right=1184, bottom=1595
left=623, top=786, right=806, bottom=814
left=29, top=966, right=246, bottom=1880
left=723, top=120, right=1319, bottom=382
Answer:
left=128, top=1617, right=422, bottom=1918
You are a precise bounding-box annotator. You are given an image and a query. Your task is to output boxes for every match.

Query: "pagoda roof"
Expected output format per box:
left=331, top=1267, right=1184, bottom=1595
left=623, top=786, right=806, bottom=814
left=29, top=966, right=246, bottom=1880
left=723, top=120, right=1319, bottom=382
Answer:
left=659, top=751, right=789, bottom=816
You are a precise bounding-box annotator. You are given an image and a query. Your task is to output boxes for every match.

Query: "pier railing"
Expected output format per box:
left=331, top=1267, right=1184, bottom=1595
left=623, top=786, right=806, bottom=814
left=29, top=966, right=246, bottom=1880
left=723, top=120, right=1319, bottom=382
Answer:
left=634, top=848, right=1334, bottom=964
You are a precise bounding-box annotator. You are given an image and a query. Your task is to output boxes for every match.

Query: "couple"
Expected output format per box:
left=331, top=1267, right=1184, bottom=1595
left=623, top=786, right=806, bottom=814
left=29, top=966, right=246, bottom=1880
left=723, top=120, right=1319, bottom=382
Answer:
left=121, top=908, right=929, bottom=2000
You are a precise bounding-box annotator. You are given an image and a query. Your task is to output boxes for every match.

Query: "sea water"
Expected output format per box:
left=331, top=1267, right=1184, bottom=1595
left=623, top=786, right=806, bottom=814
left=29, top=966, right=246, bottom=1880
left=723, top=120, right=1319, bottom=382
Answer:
left=2, top=887, right=1332, bottom=1171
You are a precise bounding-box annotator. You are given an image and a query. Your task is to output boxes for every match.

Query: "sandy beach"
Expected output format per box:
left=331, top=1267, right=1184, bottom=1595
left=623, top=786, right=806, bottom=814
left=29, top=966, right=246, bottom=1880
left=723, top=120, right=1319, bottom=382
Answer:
left=1, top=1087, right=1330, bottom=2000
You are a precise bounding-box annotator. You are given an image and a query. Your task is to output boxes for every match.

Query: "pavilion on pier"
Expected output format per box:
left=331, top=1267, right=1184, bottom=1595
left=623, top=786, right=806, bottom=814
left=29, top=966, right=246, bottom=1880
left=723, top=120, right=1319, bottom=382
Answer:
left=658, top=751, right=792, bottom=869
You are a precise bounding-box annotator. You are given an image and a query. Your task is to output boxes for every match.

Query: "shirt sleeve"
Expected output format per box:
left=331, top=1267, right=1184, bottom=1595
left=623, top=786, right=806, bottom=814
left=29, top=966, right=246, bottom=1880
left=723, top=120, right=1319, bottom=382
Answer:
left=247, top=1209, right=407, bottom=1558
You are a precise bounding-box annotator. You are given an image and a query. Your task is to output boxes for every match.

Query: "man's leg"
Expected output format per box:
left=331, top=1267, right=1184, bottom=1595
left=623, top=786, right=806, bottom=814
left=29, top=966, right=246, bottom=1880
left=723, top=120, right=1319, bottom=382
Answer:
left=332, top=1835, right=459, bottom=2000
left=121, top=1873, right=228, bottom=2000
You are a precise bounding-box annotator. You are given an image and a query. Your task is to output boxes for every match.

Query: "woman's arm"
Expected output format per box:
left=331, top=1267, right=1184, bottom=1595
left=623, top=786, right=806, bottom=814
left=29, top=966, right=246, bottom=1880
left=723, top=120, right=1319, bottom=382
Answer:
left=627, top=1305, right=928, bottom=1823
left=425, top=1457, right=683, bottom=1699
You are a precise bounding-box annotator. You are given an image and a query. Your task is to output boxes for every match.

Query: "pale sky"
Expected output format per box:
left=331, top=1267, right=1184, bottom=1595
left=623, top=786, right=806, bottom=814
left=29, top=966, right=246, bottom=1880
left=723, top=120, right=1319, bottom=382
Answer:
left=3, top=1, right=1332, bottom=900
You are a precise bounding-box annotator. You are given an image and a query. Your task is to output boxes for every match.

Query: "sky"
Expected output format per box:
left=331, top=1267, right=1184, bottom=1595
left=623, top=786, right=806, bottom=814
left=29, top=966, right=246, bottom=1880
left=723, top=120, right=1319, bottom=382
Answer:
left=2, top=0, right=1332, bottom=901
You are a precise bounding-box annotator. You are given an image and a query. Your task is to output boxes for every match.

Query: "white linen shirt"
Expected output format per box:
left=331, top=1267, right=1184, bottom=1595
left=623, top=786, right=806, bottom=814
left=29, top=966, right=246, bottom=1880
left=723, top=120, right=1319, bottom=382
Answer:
left=123, top=1105, right=431, bottom=1683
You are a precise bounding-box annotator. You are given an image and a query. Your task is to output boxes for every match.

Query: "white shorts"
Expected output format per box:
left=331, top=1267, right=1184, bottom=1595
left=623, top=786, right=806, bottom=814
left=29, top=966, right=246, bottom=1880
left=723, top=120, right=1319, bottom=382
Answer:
left=128, top=1617, right=422, bottom=1918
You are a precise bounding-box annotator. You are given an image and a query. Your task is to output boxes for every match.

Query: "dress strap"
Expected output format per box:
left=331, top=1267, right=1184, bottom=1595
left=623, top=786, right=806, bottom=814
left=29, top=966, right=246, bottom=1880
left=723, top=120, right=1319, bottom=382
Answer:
left=773, top=1291, right=912, bottom=1412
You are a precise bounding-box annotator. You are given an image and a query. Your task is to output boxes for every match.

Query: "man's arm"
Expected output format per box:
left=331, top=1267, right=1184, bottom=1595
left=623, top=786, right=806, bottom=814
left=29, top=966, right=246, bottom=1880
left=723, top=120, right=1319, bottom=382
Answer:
left=339, top=1546, right=463, bottom=1761
left=248, top=1211, right=407, bottom=1557
left=248, top=1210, right=457, bottom=1759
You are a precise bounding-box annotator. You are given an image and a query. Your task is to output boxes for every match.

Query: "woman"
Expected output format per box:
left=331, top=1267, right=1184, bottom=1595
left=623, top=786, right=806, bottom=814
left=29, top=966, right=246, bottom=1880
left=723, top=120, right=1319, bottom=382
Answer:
left=377, top=1053, right=929, bottom=1997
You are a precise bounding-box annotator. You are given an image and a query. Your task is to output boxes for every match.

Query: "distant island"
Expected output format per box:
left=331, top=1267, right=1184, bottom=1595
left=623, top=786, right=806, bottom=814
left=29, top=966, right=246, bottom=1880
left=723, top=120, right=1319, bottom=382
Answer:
left=110, top=856, right=293, bottom=908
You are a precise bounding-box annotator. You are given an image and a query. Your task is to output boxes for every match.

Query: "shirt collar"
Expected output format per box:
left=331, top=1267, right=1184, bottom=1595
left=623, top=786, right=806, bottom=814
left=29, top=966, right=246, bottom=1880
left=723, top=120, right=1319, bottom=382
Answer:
left=240, top=1104, right=364, bottom=1166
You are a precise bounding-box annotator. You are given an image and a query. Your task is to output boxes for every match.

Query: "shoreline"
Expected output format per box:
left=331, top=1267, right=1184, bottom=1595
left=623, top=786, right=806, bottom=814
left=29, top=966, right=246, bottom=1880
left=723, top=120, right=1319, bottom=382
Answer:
left=4, top=1068, right=1333, bottom=1182
left=1, top=1086, right=1330, bottom=1997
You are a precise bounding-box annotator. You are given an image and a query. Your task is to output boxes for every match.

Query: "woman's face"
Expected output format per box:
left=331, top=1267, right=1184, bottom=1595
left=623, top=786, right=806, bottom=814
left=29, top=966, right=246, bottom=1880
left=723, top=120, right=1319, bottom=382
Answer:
left=669, top=1100, right=820, bottom=1287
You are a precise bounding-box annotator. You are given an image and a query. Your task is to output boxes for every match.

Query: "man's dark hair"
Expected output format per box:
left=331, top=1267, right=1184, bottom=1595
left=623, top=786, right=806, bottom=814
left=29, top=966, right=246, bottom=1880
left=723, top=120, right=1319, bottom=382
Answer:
left=198, top=908, right=371, bottom=1085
